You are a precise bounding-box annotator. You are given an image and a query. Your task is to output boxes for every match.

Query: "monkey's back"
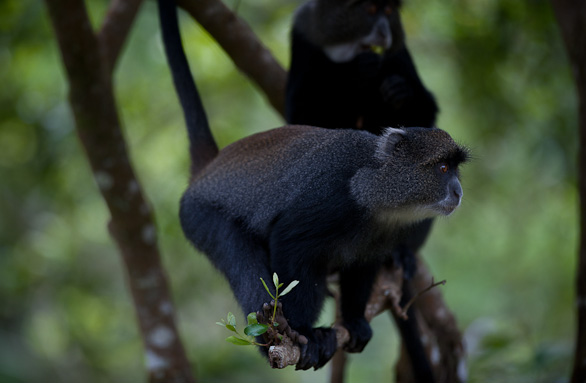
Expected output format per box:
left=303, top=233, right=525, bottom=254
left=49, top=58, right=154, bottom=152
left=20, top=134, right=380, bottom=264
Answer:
left=183, top=125, right=375, bottom=235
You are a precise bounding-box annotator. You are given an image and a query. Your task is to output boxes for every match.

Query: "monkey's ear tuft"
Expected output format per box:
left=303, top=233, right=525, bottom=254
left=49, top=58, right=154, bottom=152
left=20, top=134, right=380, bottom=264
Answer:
left=376, top=127, right=405, bottom=159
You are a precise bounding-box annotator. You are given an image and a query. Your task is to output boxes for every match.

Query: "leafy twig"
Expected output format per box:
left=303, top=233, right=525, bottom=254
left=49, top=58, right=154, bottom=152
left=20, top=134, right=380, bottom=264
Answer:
left=218, top=273, right=299, bottom=347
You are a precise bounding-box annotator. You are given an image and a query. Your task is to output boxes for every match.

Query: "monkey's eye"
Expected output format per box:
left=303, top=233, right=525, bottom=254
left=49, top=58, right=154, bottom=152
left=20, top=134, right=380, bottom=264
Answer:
left=366, top=4, right=377, bottom=14
left=439, top=163, right=449, bottom=173
left=384, top=5, right=393, bottom=15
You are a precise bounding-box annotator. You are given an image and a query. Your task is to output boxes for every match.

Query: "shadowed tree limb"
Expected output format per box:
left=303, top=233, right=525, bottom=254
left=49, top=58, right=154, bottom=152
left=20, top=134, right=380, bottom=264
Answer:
left=98, top=0, right=144, bottom=72
left=266, top=265, right=463, bottom=377
left=44, top=1, right=195, bottom=382
left=175, top=0, right=287, bottom=116
left=393, top=257, right=466, bottom=383
left=266, top=267, right=404, bottom=369
left=549, top=2, right=586, bottom=383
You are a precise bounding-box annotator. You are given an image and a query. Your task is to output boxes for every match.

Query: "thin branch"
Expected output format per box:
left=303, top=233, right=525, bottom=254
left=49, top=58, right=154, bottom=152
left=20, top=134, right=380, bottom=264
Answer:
left=176, top=0, right=287, bottom=116
left=329, top=280, right=348, bottom=383
left=44, top=1, right=194, bottom=381
left=98, top=0, right=144, bottom=72
left=399, top=278, right=446, bottom=320
left=329, top=349, right=348, bottom=383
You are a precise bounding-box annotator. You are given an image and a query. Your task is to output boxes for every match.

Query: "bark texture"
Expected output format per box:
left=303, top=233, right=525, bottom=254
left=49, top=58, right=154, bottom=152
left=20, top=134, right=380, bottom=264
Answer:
left=44, top=1, right=195, bottom=381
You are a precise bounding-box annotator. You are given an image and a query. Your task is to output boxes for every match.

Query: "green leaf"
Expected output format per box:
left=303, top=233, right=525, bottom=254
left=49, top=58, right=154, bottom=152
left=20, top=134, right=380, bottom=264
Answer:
left=278, top=283, right=284, bottom=289
left=273, top=322, right=279, bottom=327
left=227, top=312, right=236, bottom=327
left=247, top=312, right=258, bottom=325
left=216, top=322, right=226, bottom=327
left=273, top=273, right=279, bottom=289
left=225, top=324, right=237, bottom=333
left=244, top=323, right=268, bottom=337
left=279, top=280, right=299, bottom=297
left=225, top=336, right=252, bottom=346
left=260, top=278, right=275, bottom=300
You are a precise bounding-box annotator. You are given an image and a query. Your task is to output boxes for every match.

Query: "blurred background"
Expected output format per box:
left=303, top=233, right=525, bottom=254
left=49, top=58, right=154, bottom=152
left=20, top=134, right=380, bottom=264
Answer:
left=0, top=0, right=578, bottom=382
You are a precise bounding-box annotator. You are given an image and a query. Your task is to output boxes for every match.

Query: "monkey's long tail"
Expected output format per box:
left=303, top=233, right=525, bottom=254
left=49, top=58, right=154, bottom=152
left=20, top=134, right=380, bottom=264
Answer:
left=158, top=0, right=219, bottom=177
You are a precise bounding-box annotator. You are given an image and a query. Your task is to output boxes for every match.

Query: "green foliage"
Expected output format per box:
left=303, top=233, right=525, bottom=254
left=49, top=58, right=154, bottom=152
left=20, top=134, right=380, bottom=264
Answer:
left=0, top=0, right=577, bottom=382
left=217, top=273, right=298, bottom=347
left=259, top=273, right=299, bottom=329
left=244, top=323, right=269, bottom=337
left=225, top=336, right=253, bottom=346
left=215, top=312, right=266, bottom=346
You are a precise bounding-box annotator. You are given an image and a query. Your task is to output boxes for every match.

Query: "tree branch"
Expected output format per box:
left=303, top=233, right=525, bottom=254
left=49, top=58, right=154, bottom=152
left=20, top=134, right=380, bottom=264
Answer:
left=176, top=0, right=287, bottom=116
left=549, top=2, right=586, bottom=382
left=44, top=1, right=194, bottom=381
left=98, top=0, right=144, bottom=72
left=399, top=278, right=446, bottom=320
left=394, top=257, right=465, bottom=383
left=267, top=263, right=461, bottom=375
left=267, top=267, right=405, bottom=369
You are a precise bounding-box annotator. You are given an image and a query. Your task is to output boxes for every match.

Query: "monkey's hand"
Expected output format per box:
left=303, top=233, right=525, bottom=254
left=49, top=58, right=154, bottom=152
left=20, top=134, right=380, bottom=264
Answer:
left=296, top=327, right=337, bottom=371
left=342, top=317, right=372, bottom=353
left=257, top=301, right=308, bottom=346
left=380, top=74, right=413, bottom=110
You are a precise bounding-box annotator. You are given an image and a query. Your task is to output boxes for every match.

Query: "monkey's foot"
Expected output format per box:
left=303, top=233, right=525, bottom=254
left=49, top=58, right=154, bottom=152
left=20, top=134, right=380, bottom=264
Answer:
left=342, top=317, right=372, bottom=353
left=296, top=327, right=337, bottom=370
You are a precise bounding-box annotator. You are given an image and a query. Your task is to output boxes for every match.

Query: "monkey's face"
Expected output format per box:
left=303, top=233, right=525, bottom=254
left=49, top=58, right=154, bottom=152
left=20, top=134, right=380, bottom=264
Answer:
left=353, top=127, right=469, bottom=223
left=393, top=129, right=468, bottom=220
left=316, top=0, right=405, bottom=62
left=419, top=161, right=464, bottom=217
left=381, top=161, right=465, bottom=223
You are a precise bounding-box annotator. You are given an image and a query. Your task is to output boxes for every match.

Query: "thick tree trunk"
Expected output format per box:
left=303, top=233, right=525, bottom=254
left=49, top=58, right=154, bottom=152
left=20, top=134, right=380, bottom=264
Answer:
left=44, top=1, right=195, bottom=381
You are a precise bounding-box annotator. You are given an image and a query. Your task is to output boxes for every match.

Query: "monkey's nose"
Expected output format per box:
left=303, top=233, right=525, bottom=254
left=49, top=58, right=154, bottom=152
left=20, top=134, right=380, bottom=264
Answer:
left=451, top=182, right=463, bottom=204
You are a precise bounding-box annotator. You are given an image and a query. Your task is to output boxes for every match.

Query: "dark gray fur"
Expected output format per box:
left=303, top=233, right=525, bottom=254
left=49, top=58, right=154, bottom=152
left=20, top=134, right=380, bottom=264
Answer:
left=188, top=126, right=464, bottom=232
left=179, top=125, right=467, bottom=370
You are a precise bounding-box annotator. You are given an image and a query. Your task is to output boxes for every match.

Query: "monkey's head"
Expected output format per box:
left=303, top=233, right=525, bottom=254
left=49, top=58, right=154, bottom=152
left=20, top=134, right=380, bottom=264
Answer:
left=351, top=127, right=469, bottom=223
left=296, top=0, right=405, bottom=62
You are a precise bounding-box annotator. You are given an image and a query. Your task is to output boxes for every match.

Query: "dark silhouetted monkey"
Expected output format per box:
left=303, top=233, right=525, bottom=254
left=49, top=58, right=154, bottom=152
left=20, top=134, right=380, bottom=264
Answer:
left=286, top=0, right=437, bottom=133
